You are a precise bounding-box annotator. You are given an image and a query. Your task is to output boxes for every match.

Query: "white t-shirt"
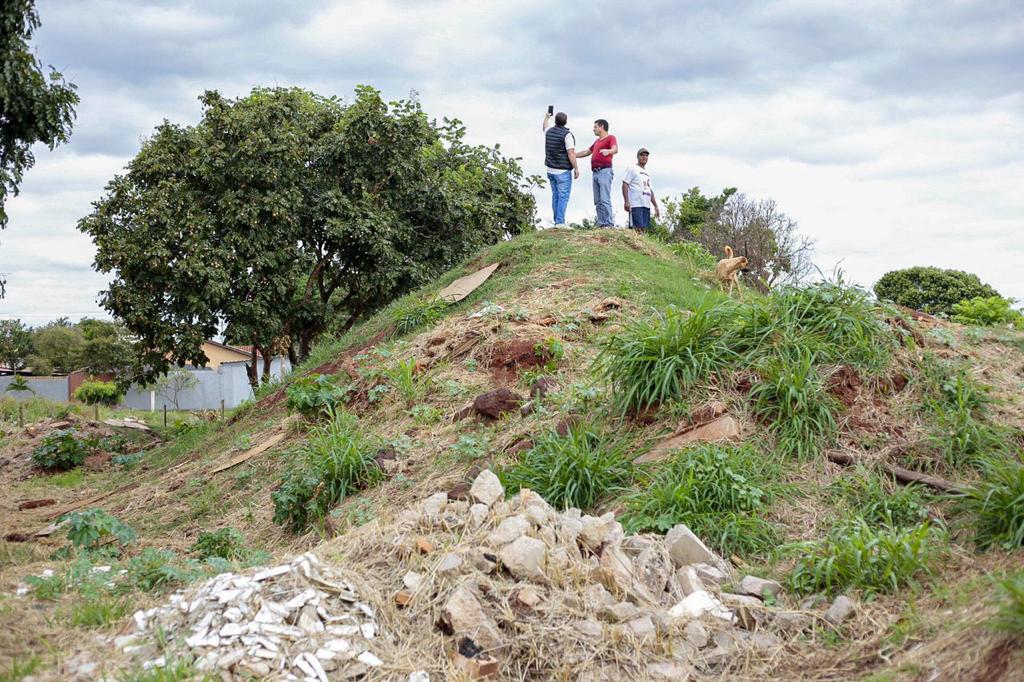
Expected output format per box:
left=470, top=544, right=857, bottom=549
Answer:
left=622, top=164, right=653, bottom=208
left=545, top=129, right=576, bottom=175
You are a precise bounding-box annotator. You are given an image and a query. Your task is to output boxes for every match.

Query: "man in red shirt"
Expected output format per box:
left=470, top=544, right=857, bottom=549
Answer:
left=574, top=119, right=618, bottom=227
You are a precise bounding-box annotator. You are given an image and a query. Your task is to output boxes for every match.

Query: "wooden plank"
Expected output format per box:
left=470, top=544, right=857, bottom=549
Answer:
left=437, top=263, right=499, bottom=303
left=210, top=431, right=287, bottom=474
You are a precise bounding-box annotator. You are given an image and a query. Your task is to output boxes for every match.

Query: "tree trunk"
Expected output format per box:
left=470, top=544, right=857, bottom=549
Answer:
left=287, top=343, right=298, bottom=367
left=245, top=346, right=259, bottom=392
left=261, top=346, right=273, bottom=383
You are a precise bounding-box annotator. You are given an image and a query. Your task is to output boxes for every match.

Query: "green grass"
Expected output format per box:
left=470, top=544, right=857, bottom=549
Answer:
left=67, top=593, right=131, bottom=628
left=991, top=572, right=1024, bottom=635
left=0, top=656, right=41, bottom=682
left=828, top=467, right=932, bottom=529
left=749, top=345, right=838, bottom=459
left=27, top=467, right=87, bottom=488
left=787, top=519, right=944, bottom=597
left=620, top=443, right=779, bottom=558
left=385, top=357, right=428, bottom=406
left=501, top=421, right=634, bottom=510
left=960, top=455, right=1024, bottom=550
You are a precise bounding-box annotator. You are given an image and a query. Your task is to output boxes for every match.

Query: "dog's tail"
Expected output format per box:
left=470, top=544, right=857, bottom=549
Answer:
left=724, top=246, right=733, bottom=258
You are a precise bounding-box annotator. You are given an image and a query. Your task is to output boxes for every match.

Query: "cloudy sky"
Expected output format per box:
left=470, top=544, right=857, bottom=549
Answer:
left=1, top=0, right=1022, bottom=323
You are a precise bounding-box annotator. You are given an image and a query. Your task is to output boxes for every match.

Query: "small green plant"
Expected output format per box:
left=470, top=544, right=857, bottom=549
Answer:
left=56, top=508, right=137, bottom=558
left=448, top=434, right=490, bottom=462
left=409, top=403, right=442, bottom=425
left=960, top=456, right=1024, bottom=550
left=73, top=380, right=123, bottom=407
left=535, top=337, right=565, bottom=371
left=5, top=375, right=34, bottom=394
left=285, top=373, right=351, bottom=419
left=126, top=547, right=196, bottom=591
left=111, top=451, right=144, bottom=469
left=501, top=422, right=634, bottom=510
left=594, top=300, right=735, bottom=413
left=31, top=429, right=92, bottom=470
left=1, top=656, right=40, bottom=680
left=787, top=519, right=942, bottom=597
left=828, top=468, right=931, bottom=529
left=953, top=296, right=1023, bottom=327
left=67, top=593, right=131, bottom=628
left=393, top=296, right=446, bottom=335
left=271, top=409, right=382, bottom=532
left=749, top=346, right=838, bottom=459
left=386, top=357, right=427, bottom=406
left=190, top=528, right=250, bottom=561
left=919, top=356, right=1005, bottom=468
left=991, top=572, right=1024, bottom=635
left=621, top=443, right=779, bottom=557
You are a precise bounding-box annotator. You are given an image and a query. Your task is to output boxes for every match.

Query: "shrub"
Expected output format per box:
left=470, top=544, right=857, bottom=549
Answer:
left=271, top=410, right=382, bottom=532
left=874, top=266, right=1000, bottom=316
left=127, top=547, right=196, bottom=591
left=59, top=508, right=137, bottom=557
left=828, top=468, right=931, bottom=529
left=73, top=380, right=122, bottom=407
left=621, top=443, right=779, bottom=557
left=960, top=457, right=1024, bottom=550
left=501, top=422, right=634, bottom=510
left=667, top=240, right=716, bottom=270
left=594, top=300, right=735, bottom=413
left=285, top=373, right=351, bottom=419
left=394, top=296, right=447, bottom=336
left=5, top=375, right=34, bottom=394
left=31, top=429, right=93, bottom=470
left=190, top=528, right=250, bottom=561
left=787, top=519, right=943, bottom=597
left=749, top=346, right=838, bottom=459
left=991, top=573, right=1024, bottom=635
left=952, top=296, right=1023, bottom=327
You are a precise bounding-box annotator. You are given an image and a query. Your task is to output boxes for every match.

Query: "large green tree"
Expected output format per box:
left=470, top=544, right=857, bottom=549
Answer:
left=28, top=322, right=81, bottom=374
left=0, top=0, right=78, bottom=227
left=0, top=318, right=33, bottom=371
left=79, top=86, right=537, bottom=389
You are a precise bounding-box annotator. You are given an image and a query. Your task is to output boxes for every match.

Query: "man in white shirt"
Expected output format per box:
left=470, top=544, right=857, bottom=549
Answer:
left=621, top=148, right=660, bottom=231
left=542, top=110, right=579, bottom=227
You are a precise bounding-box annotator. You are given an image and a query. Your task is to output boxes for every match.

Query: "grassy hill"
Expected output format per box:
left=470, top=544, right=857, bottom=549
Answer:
left=2, top=228, right=1024, bottom=680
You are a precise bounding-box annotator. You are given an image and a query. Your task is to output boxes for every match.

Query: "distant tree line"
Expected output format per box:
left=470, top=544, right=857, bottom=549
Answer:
left=0, top=318, right=133, bottom=375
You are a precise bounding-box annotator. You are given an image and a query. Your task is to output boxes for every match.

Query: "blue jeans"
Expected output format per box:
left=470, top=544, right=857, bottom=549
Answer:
left=592, top=167, right=614, bottom=226
left=547, top=171, right=572, bottom=225
left=630, top=206, right=651, bottom=229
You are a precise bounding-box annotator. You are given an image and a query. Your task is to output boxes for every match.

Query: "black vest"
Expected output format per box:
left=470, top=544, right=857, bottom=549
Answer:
left=544, top=126, right=573, bottom=170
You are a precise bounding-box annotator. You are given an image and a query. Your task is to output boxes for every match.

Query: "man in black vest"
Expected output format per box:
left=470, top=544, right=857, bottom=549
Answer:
left=542, top=110, right=579, bottom=227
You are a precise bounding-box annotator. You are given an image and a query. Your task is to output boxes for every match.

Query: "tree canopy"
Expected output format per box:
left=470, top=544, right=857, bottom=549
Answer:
left=79, top=86, right=537, bottom=389
left=0, top=0, right=79, bottom=227
left=0, top=319, right=32, bottom=371
left=24, top=318, right=133, bottom=375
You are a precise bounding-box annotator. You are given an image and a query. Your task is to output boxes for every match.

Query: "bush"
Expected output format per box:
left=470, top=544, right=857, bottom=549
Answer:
left=73, top=380, right=122, bottom=407
left=787, top=519, right=943, bottom=597
left=667, top=240, right=716, bottom=270
left=828, top=468, right=931, bottom=529
left=31, top=429, right=93, bottom=471
left=621, top=443, right=779, bottom=557
left=991, top=573, right=1024, bottom=635
left=127, top=547, right=196, bottom=591
left=749, top=346, right=838, bottom=459
left=952, top=296, right=1023, bottom=327
left=190, top=527, right=250, bottom=561
left=960, top=457, right=1024, bottom=550
left=285, top=373, right=351, bottom=419
left=501, top=422, right=634, bottom=510
left=874, top=266, right=1000, bottom=316
left=594, top=300, right=735, bottom=413
left=271, top=410, right=382, bottom=532
left=59, top=508, right=137, bottom=557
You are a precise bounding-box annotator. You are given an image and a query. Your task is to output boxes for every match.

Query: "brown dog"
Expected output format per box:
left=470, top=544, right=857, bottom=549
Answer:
left=715, top=246, right=748, bottom=294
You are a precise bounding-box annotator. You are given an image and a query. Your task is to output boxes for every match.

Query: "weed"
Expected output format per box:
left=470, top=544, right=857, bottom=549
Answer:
left=393, top=296, right=446, bottom=336
left=621, top=443, right=779, bottom=557
left=409, top=404, right=443, bottom=425
left=285, top=373, right=351, bottom=419
left=787, top=519, right=943, bottom=597
left=960, top=456, right=1024, bottom=550
left=828, top=467, right=931, bottom=529
left=31, top=429, right=93, bottom=470
left=448, top=434, right=490, bottom=463
left=190, top=528, right=250, bottom=561
left=386, top=358, right=428, bottom=406
left=367, top=384, right=391, bottom=403
left=440, top=379, right=468, bottom=398
left=271, top=410, right=382, bottom=532
left=535, top=337, right=565, bottom=372
left=126, top=548, right=196, bottom=592
left=67, top=593, right=131, bottom=628
left=111, top=451, right=144, bottom=469
left=1, top=656, right=40, bottom=681
left=462, top=358, right=478, bottom=372
left=749, top=346, right=838, bottom=459
left=501, top=422, right=634, bottom=510
left=990, top=572, right=1024, bottom=635
left=55, top=508, right=136, bottom=558
left=595, top=300, right=735, bottom=413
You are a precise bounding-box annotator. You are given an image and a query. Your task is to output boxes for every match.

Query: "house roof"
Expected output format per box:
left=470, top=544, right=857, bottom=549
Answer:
left=202, top=340, right=260, bottom=359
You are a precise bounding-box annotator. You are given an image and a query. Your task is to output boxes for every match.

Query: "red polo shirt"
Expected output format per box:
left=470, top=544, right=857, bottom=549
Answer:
left=589, top=135, right=617, bottom=170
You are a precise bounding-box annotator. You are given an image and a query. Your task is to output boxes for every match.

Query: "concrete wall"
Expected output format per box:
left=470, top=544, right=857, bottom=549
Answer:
left=0, top=357, right=290, bottom=411
left=0, top=375, right=70, bottom=402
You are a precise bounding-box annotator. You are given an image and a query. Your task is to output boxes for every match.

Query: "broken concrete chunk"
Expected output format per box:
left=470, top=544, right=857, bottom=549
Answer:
left=600, top=601, right=642, bottom=623
left=422, top=492, right=449, bottom=516
left=436, top=553, right=464, bottom=574
left=578, top=513, right=621, bottom=551
left=668, top=590, right=734, bottom=623
left=403, top=571, right=423, bottom=591
left=470, top=469, right=505, bottom=506
left=773, top=611, right=813, bottom=634
left=737, top=575, right=782, bottom=600
left=647, top=661, right=694, bottom=680
left=499, top=535, right=547, bottom=581
left=516, top=586, right=543, bottom=608
left=624, top=615, right=656, bottom=640
left=825, top=595, right=856, bottom=625
left=486, top=515, right=530, bottom=546
left=683, top=620, right=710, bottom=648
left=443, top=586, right=502, bottom=649
left=674, top=565, right=706, bottom=596
left=664, top=523, right=722, bottom=568
left=468, top=503, right=490, bottom=529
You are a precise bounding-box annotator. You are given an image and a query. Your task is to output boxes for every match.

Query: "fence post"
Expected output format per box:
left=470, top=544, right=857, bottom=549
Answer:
left=18, top=405, right=24, bottom=427
left=163, top=404, right=167, bottom=428
left=220, top=399, right=225, bottom=421
left=94, top=404, right=99, bottom=422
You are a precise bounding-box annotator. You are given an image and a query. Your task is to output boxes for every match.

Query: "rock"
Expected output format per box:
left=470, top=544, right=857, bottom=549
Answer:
left=415, top=537, right=435, bottom=554
left=825, top=595, right=856, bottom=625
left=664, top=524, right=722, bottom=568
left=647, top=662, right=694, bottom=680
left=694, top=563, right=730, bottom=586
left=632, top=544, right=672, bottom=596
left=668, top=590, right=733, bottom=623
left=530, top=376, right=558, bottom=398
left=470, top=470, right=504, bottom=506
left=599, top=544, right=638, bottom=597
left=624, top=615, right=656, bottom=640
left=578, top=513, right=620, bottom=551
left=422, top=492, right=449, bottom=516
left=583, top=583, right=615, bottom=611
left=638, top=415, right=741, bottom=463
left=674, top=566, right=706, bottom=596
left=437, top=553, right=463, bottom=574
left=683, top=621, right=709, bottom=648
left=800, top=594, right=828, bottom=610
left=486, top=515, right=530, bottom=546
left=468, top=504, right=489, bottom=529
left=690, top=401, right=727, bottom=424
left=473, top=388, right=524, bottom=419
left=516, top=586, right=543, bottom=608
left=516, top=489, right=555, bottom=525
left=719, top=593, right=763, bottom=609
left=452, top=651, right=499, bottom=679
left=499, top=535, right=547, bottom=581
left=443, top=586, right=502, bottom=649
left=738, top=575, right=782, bottom=600
left=600, top=601, right=642, bottom=623
left=573, top=619, right=604, bottom=640
left=773, top=611, right=813, bottom=634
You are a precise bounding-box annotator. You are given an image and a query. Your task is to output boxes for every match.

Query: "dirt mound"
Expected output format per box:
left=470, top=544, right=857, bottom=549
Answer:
left=485, top=338, right=547, bottom=383
left=827, top=365, right=863, bottom=408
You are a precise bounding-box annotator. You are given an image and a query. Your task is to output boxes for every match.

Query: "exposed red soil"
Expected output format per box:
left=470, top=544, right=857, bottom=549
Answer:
left=486, top=338, right=548, bottom=383
left=827, top=365, right=863, bottom=408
